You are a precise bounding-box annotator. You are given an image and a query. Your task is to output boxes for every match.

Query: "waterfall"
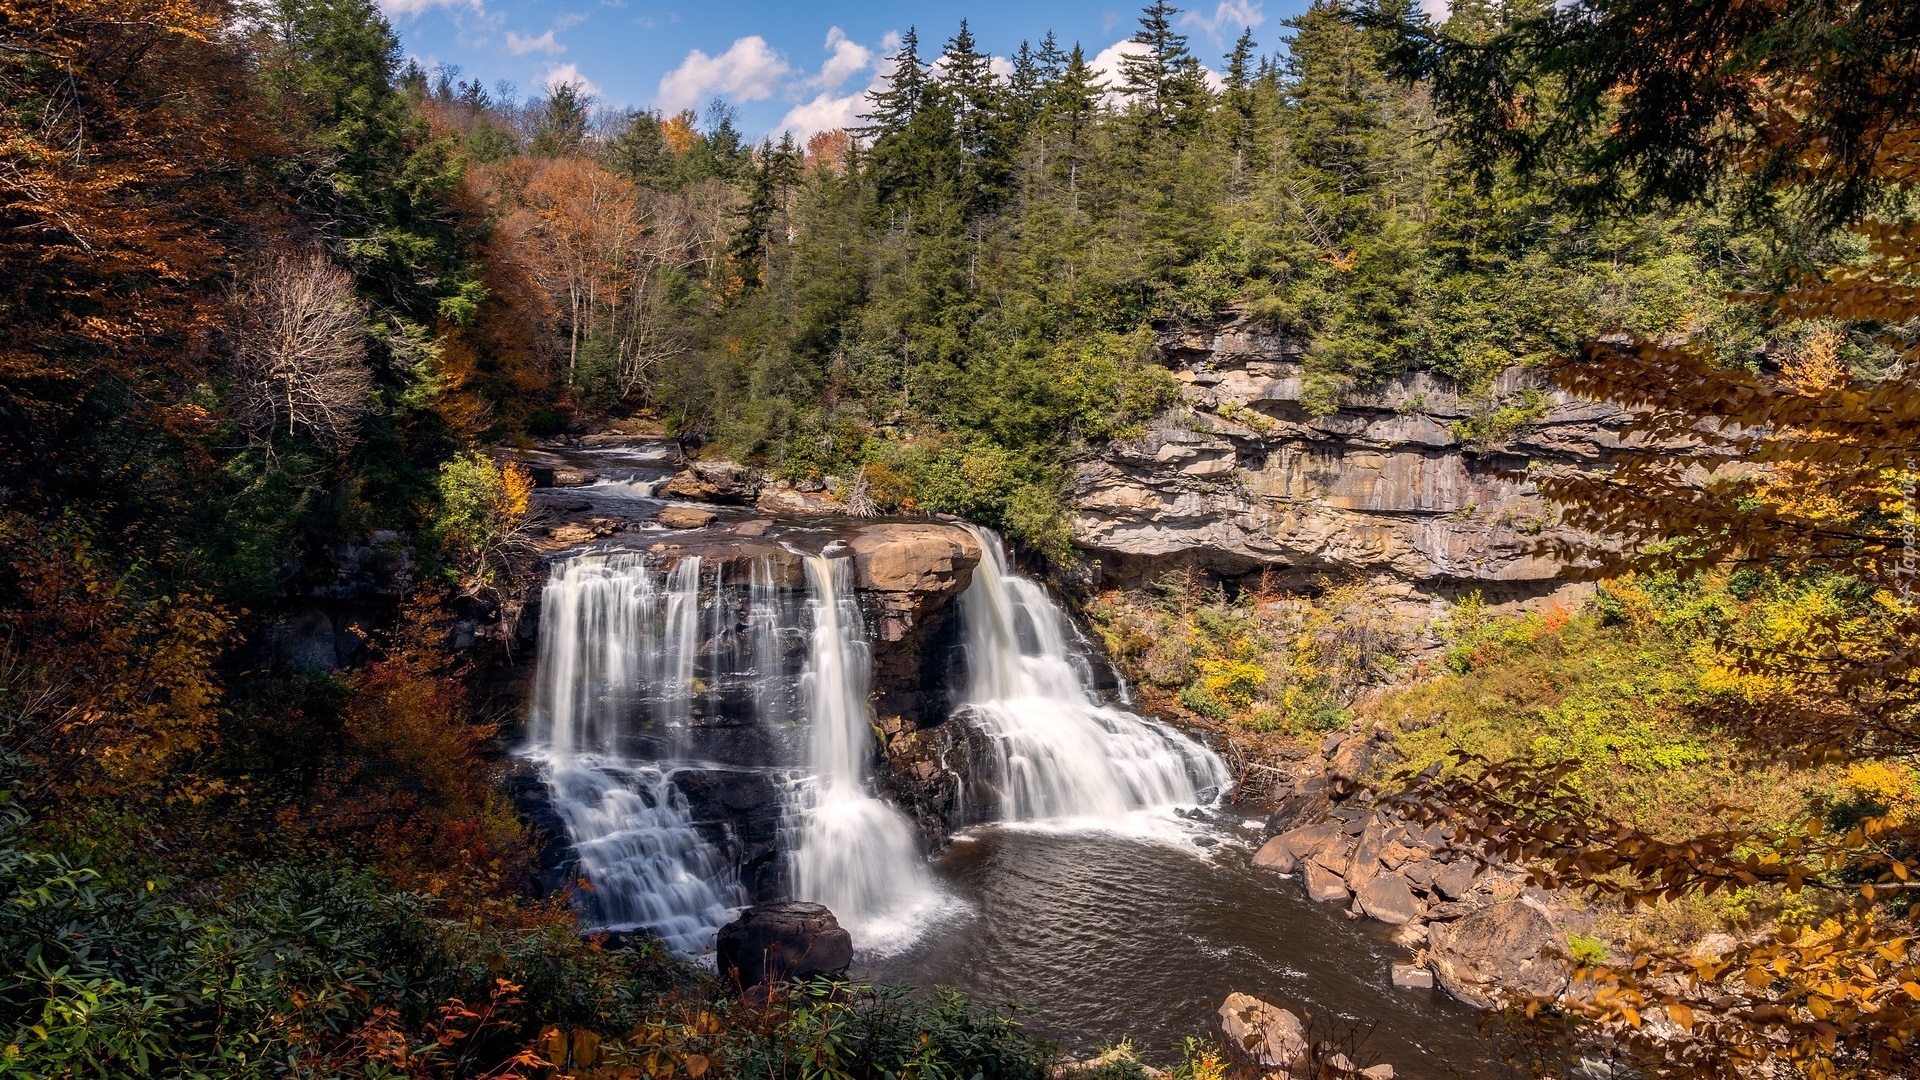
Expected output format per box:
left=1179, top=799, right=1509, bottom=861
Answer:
left=789, top=555, right=942, bottom=949
left=958, top=527, right=1231, bottom=824
left=526, top=552, right=747, bottom=954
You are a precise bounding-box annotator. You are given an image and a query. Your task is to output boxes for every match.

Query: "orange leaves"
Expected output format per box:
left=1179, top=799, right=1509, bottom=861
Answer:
left=0, top=513, right=231, bottom=803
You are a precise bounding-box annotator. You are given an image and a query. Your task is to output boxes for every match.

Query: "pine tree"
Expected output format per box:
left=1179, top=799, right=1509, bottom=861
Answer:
left=861, top=26, right=928, bottom=138
left=603, top=109, right=671, bottom=188
left=531, top=81, right=590, bottom=158
left=1118, top=1, right=1205, bottom=131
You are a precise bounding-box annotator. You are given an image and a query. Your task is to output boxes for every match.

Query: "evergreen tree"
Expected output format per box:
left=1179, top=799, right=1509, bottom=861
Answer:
left=531, top=81, right=590, bottom=158
left=861, top=27, right=929, bottom=137
left=1118, top=1, right=1206, bottom=131
left=603, top=109, right=672, bottom=188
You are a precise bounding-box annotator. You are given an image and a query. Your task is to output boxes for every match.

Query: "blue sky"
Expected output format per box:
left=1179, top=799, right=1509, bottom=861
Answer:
left=379, top=0, right=1425, bottom=141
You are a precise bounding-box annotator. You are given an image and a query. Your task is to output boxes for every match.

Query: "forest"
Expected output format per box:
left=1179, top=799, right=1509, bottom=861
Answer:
left=2, top=0, right=1917, bottom=1075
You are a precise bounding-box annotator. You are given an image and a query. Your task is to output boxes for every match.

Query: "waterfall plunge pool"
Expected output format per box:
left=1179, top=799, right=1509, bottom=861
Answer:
left=861, top=820, right=1498, bottom=1078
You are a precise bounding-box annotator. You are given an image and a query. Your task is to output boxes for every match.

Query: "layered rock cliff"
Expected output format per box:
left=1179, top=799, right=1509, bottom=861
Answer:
left=1072, top=313, right=1628, bottom=608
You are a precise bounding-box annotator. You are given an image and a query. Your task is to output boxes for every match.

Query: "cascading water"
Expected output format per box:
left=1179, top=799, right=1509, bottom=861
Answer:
left=789, top=555, right=942, bottom=949
left=957, top=527, right=1231, bottom=825
left=525, top=552, right=749, bottom=955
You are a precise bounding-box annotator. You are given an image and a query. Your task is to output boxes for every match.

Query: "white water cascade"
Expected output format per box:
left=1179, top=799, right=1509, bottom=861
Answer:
left=789, top=555, right=942, bottom=949
left=958, top=527, right=1231, bottom=825
left=525, top=552, right=749, bottom=955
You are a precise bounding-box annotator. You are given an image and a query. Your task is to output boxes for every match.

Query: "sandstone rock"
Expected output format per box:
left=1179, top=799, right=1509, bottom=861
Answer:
left=1347, top=817, right=1391, bottom=890
left=657, top=505, right=717, bottom=529
left=551, top=467, right=598, bottom=487
left=847, top=523, right=982, bottom=596
left=1391, top=962, right=1434, bottom=990
left=756, top=485, right=844, bottom=516
left=1304, top=860, right=1351, bottom=903
left=1265, top=775, right=1337, bottom=834
left=716, top=902, right=853, bottom=989
left=1390, top=922, right=1429, bottom=948
left=1429, top=900, right=1569, bottom=1009
left=1289, top=821, right=1345, bottom=855
left=1216, top=992, right=1307, bottom=1069
left=1356, top=870, right=1421, bottom=925
left=1401, top=858, right=1440, bottom=890
left=1379, top=840, right=1423, bottom=870
left=1052, top=1047, right=1167, bottom=1079
left=550, top=523, right=597, bottom=545
left=1432, top=859, right=1478, bottom=901
left=663, top=460, right=760, bottom=504
left=1251, top=834, right=1298, bottom=873
left=1360, top=1065, right=1394, bottom=1080
left=1070, top=313, right=1625, bottom=596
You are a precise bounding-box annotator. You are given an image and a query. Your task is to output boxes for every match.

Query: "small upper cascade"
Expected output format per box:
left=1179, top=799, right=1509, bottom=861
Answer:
left=957, top=526, right=1230, bottom=824
left=790, top=554, right=942, bottom=950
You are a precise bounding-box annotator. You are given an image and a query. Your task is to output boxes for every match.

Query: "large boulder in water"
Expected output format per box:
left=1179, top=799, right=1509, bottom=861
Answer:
left=1216, top=992, right=1307, bottom=1069
left=716, top=902, right=854, bottom=989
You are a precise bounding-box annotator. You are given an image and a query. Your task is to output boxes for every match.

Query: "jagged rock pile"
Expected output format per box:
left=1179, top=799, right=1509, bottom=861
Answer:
left=1251, top=730, right=1577, bottom=1012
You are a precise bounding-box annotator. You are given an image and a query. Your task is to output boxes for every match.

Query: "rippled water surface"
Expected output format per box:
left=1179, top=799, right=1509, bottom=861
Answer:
left=861, top=821, right=1501, bottom=1079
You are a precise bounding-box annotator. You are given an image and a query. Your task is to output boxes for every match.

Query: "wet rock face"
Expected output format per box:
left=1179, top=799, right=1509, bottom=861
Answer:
left=1071, top=312, right=1627, bottom=604
left=715, top=902, right=854, bottom=988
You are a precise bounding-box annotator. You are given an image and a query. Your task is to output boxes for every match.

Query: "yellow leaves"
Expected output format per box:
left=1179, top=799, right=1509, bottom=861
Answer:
left=1666, top=1003, right=1695, bottom=1029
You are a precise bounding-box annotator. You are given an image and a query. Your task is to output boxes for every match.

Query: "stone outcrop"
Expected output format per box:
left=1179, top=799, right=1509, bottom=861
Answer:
left=716, top=902, right=854, bottom=988
left=1429, top=900, right=1570, bottom=1009
left=1217, top=992, right=1308, bottom=1070
left=1072, top=312, right=1627, bottom=607
left=663, top=459, right=762, bottom=504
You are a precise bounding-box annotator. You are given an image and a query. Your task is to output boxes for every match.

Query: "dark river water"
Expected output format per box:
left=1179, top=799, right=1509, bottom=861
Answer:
left=860, top=817, right=1503, bottom=1078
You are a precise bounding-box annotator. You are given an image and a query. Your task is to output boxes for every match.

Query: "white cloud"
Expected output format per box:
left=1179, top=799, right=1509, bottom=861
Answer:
left=1181, top=1, right=1266, bottom=48
left=543, top=62, right=602, bottom=98
left=507, top=29, right=564, bottom=56
left=1091, top=37, right=1224, bottom=101
left=656, top=36, right=791, bottom=112
left=1090, top=37, right=1147, bottom=94
left=554, top=11, right=590, bottom=30
left=813, top=27, right=871, bottom=90
left=989, top=56, right=1015, bottom=82
left=779, top=92, right=866, bottom=142
left=378, top=0, right=479, bottom=18
left=1419, top=0, right=1451, bottom=17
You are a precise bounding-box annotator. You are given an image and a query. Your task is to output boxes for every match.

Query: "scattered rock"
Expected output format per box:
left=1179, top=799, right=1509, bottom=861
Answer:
left=1390, top=922, right=1429, bottom=949
left=1254, top=822, right=1343, bottom=874
left=756, top=485, right=844, bottom=516
left=1360, top=1065, right=1394, bottom=1080
left=1390, top=962, right=1434, bottom=990
left=657, top=505, right=718, bottom=529
left=663, top=460, right=760, bottom=504
left=1216, top=993, right=1307, bottom=1069
left=1052, top=1047, right=1166, bottom=1079
left=1428, top=900, right=1569, bottom=1009
left=1304, top=860, right=1352, bottom=903
left=1356, top=870, right=1421, bottom=925
left=715, top=902, right=853, bottom=989
left=551, top=467, right=598, bottom=487
left=1251, top=834, right=1299, bottom=873
left=1401, top=858, right=1440, bottom=890
left=1431, top=859, right=1479, bottom=901
left=549, top=523, right=598, bottom=545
